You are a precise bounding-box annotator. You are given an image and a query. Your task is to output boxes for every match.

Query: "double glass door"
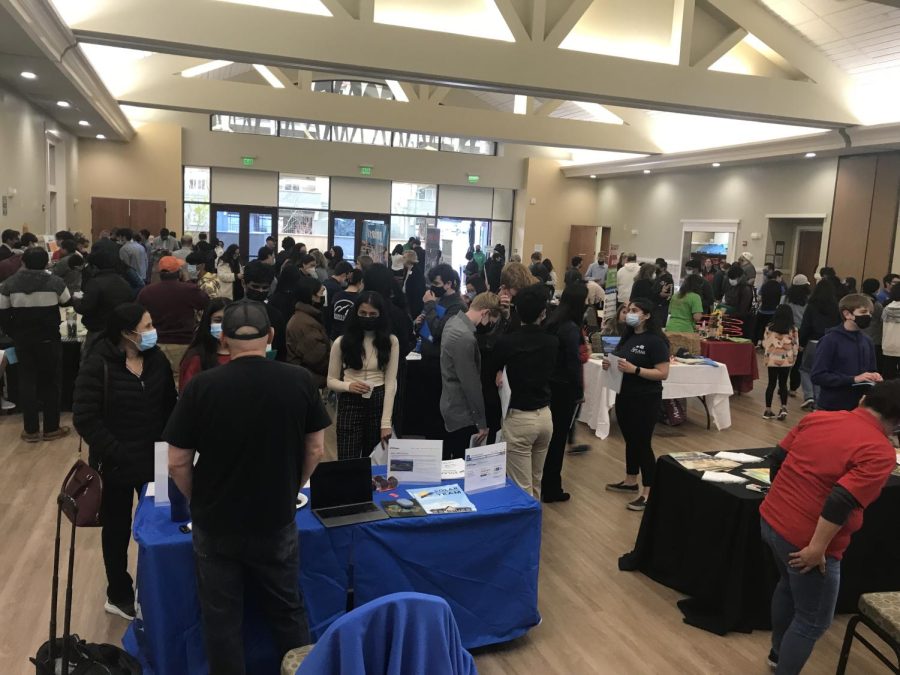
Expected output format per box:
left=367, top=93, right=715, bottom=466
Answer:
left=329, top=211, right=390, bottom=265
left=210, top=204, right=278, bottom=260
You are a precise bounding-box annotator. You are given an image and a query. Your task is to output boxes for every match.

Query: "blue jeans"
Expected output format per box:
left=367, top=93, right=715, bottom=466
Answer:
left=761, top=518, right=840, bottom=675
left=799, top=341, right=820, bottom=403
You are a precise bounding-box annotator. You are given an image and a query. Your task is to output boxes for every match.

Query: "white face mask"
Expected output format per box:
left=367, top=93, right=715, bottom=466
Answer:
left=729, top=278, right=739, bottom=286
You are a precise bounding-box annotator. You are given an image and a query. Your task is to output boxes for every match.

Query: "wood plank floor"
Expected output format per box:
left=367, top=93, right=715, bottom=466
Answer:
left=0, top=368, right=886, bottom=674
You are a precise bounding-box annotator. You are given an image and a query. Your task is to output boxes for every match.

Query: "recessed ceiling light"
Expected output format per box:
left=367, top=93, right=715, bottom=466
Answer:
left=805, top=152, right=816, bottom=158
left=57, top=100, right=70, bottom=108
left=95, top=134, right=106, bottom=140
left=20, top=71, right=37, bottom=80
left=712, top=162, right=721, bottom=167
left=78, top=120, right=91, bottom=127
left=643, top=169, right=651, bottom=174
left=589, top=174, right=597, bottom=179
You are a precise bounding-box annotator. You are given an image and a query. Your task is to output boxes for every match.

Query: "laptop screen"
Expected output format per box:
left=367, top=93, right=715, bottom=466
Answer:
left=310, top=457, right=373, bottom=509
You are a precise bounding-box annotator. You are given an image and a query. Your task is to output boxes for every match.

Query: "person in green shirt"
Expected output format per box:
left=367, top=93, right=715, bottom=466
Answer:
left=472, top=245, right=486, bottom=272
left=665, top=274, right=705, bottom=333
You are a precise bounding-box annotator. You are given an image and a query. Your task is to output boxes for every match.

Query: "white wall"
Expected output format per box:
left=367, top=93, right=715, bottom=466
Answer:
left=330, top=177, right=391, bottom=212
left=211, top=167, right=278, bottom=206
left=596, top=158, right=839, bottom=269
left=0, top=87, right=78, bottom=235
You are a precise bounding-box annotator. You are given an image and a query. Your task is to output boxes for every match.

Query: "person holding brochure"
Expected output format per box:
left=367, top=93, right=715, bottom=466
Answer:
left=493, top=284, right=559, bottom=499
left=602, top=298, right=670, bottom=511
left=327, top=291, right=399, bottom=459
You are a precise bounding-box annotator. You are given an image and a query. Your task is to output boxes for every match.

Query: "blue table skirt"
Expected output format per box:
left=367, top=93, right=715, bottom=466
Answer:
left=124, top=470, right=542, bottom=675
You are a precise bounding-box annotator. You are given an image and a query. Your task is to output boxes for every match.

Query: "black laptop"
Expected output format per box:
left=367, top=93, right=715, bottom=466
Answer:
left=310, top=457, right=389, bottom=528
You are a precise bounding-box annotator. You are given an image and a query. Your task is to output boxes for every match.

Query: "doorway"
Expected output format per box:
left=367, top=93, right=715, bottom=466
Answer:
left=329, top=211, right=390, bottom=265
left=211, top=204, right=277, bottom=260
left=795, top=229, right=823, bottom=281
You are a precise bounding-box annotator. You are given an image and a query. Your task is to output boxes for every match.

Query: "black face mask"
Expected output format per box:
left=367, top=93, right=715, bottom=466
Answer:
left=475, top=321, right=495, bottom=334
left=431, top=285, right=447, bottom=298
left=854, top=314, right=872, bottom=330
left=359, top=317, right=379, bottom=331
left=245, top=288, right=268, bottom=301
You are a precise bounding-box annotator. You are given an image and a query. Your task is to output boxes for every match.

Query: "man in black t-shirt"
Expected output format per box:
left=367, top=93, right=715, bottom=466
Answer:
left=166, top=300, right=330, bottom=673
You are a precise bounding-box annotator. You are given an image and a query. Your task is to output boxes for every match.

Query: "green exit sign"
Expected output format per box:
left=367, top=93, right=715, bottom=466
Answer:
left=242, top=156, right=255, bottom=166
left=359, top=165, right=372, bottom=176
left=467, top=174, right=480, bottom=184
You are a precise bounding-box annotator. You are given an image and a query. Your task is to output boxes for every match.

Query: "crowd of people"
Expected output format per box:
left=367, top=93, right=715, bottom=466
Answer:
left=1, top=225, right=899, bottom=674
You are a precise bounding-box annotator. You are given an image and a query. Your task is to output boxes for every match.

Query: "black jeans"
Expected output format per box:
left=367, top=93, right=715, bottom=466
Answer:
left=192, top=522, right=308, bottom=675
left=16, top=340, right=61, bottom=434
left=443, top=425, right=477, bottom=460
left=883, top=354, right=900, bottom=380
left=541, top=385, right=578, bottom=497
left=766, top=366, right=791, bottom=408
left=100, top=480, right=142, bottom=605
left=615, top=391, right=661, bottom=487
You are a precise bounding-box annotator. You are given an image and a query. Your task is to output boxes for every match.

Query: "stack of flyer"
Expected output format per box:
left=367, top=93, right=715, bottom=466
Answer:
left=407, top=484, right=476, bottom=514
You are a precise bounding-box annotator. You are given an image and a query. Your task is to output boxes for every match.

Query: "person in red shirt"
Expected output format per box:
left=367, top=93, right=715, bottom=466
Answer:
left=759, top=380, right=900, bottom=674
left=179, top=297, right=232, bottom=393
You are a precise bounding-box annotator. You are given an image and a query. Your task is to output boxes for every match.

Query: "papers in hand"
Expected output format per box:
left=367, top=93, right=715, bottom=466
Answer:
left=701, top=471, right=747, bottom=484
left=714, top=451, right=764, bottom=464
left=603, top=355, right=623, bottom=393
left=499, top=367, right=511, bottom=420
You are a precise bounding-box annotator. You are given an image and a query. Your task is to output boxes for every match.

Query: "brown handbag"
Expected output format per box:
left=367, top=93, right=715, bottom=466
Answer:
left=59, top=460, right=103, bottom=527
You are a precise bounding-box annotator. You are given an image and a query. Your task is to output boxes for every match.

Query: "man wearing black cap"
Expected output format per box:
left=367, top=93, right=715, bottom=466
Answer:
left=166, top=300, right=330, bottom=674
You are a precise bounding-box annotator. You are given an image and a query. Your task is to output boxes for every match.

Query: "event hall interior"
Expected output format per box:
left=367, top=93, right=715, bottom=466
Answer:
left=2, top=0, right=900, bottom=673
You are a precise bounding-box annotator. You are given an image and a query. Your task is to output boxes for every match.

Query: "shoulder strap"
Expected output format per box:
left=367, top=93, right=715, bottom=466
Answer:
left=102, top=360, right=109, bottom=421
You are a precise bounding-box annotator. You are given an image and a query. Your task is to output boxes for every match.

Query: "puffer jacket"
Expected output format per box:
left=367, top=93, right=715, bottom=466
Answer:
left=285, top=302, right=330, bottom=388
left=72, top=339, right=177, bottom=485
left=75, top=268, right=134, bottom=332
left=883, top=300, right=900, bottom=357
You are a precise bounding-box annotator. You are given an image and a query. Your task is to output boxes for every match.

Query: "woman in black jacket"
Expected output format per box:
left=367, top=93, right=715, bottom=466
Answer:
left=542, top=282, right=588, bottom=503
left=798, top=281, right=841, bottom=409
left=73, top=302, right=177, bottom=620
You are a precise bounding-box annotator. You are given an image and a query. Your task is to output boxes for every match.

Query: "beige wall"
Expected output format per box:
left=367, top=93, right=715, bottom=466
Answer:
left=77, top=122, right=182, bottom=231
left=596, top=158, right=840, bottom=273
left=0, top=87, right=78, bottom=235
left=515, top=158, right=599, bottom=271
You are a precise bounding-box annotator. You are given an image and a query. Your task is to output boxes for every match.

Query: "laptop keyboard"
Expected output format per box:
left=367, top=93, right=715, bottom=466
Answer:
left=317, top=502, right=380, bottom=518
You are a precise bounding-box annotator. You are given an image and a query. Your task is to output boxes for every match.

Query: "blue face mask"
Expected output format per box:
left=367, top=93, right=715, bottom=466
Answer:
left=625, top=313, right=642, bottom=327
left=133, top=329, right=158, bottom=351
left=209, top=323, right=223, bottom=339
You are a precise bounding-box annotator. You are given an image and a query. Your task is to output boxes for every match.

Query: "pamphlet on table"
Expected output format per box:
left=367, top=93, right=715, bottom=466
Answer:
left=388, top=439, right=442, bottom=484
left=465, top=442, right=507, bottom=493
left=407, top=485, right=477, bottom=514
left=381, top=500, right=427, bottom=518
left=670, top=451, right=739, bottom=472
left=742, top=468, right=771, bottom=484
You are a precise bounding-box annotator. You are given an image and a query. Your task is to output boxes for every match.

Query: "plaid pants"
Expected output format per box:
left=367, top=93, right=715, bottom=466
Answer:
left=336, top=385, right=385, bottom=460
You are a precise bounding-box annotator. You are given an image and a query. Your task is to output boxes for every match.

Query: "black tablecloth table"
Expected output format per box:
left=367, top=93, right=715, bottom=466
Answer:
left=620, top=449, right=900, bottom=635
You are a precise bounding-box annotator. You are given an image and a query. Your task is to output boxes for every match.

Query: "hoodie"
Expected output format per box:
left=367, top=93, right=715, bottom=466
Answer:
left=616, top=262, right=641, bottom=303
left=882, top=300, right=900, bottom=357
left=811, top=325, right=877, bottom=411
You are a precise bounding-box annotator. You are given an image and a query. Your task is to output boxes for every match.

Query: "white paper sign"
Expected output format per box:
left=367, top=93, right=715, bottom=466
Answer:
left=464, top=442, right=507, bottom=494
left=604, top=354, right=623, bottom=394
left=441, top=458, right=466, bottom=480
left=154, top=441, right=169, bottom=506
left=499, top=367, right=512, bottom=419
left=388, top=439, right=443, bottom=485
left=370, top=442, right=387, bottom=465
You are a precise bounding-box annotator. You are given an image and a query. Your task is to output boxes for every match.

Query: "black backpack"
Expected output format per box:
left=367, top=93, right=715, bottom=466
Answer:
left=32, top=636, right=142, bottom=674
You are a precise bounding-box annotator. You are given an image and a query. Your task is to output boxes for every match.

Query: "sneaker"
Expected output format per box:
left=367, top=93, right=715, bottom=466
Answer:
left=104, top=600, right=136, bottom=621
left=542, top=492, right=571, bottom=503
left=43, top=426, right=71, bottom=441
left=0, top=397, right=15, bottom=410
left=762, top=409, right=776, bottom=420
left=788, top=389, right=798, bottom=398
left=605, top=481, right=639, bottom=493
left=626, top=496, right=647, bottom=511
left=21, top=431, right=41, bottom=443
left=766, top=650, right=778, bottom=669
left=567, top=444, right=591, bottom=454
left=777, top=407, right=788, bottom=420
left=801, top=398, right=815, bottom=410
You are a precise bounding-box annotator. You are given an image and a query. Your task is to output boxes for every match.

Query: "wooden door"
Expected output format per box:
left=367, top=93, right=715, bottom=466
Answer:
left=129, top=199, right=166, bottom=235
left=796, top=230, right=822, bottom=281
left=599, top=227, right=611, bottom=257
left=90, top=197, right=129, bottom=242
left=568, top=225, right=599, bottom=272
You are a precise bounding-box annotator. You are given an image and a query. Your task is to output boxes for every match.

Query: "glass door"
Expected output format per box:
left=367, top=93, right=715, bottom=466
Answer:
left=329, top=211, right=391, bottom=265
left=211, top=204, right=277, bottom=260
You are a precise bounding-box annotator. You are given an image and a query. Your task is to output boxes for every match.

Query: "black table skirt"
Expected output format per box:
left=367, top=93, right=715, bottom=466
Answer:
left=620, top=450, right=900, bottom=635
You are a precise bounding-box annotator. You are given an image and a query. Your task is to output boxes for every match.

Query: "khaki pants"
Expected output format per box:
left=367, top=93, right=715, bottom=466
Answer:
left=502, top=407, right=552, bottom=499
left=158, top=343, right=188, bottom=387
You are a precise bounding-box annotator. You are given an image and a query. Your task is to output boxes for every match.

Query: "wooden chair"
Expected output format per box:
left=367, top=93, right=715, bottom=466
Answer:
left=836, top=592, right=900, bottom=674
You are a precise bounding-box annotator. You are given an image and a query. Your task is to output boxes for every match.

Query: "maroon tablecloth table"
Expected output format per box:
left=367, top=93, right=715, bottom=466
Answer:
left=701, top=340, right=759, bottom=393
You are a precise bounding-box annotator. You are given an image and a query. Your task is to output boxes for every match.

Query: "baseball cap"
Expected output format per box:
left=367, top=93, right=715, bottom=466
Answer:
left=221, top=300, right=271, bottom=340
left=159, top=256, right=185, bottom=273
left=792, top=274, right=810, bottom=286
left=741, top=251, right=753, bottom=262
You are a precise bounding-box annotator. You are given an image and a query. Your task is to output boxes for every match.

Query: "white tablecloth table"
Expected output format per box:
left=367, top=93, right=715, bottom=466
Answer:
left=579, top=358, right=734, bottom=439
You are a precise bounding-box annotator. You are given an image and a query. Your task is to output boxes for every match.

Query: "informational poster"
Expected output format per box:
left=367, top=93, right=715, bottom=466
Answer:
left=464, top=442, right=507, bottom=494
left=425, top=227, right=442, bottom=270
left=361, top=219, right=388, bottom=265
left=388, top=439, right=443, bottom=485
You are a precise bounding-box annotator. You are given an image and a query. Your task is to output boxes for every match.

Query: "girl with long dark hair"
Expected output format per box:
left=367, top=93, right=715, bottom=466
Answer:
left=179, top=297, right=232, bottom=392
left=603, top=298, right=670, bottom=511
left=542, top=282, right=589, bottom=502
left=327, top=291, right=400, bottom=459
left=73, top=302, right=177, bottom=619
left=799, top=280, right=841, bottom=409
left=216, top=244, right=243, bottom=300
left=762, top=304, right=799, bottom=420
